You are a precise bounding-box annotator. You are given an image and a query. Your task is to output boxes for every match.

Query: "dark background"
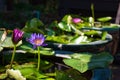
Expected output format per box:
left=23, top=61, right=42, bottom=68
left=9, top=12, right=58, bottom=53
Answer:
left=0, top=0, right=119, bottom=28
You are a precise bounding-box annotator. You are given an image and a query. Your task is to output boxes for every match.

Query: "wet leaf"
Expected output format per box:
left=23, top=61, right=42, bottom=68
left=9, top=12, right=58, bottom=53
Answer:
left=63, top=52, right=113, bottom=73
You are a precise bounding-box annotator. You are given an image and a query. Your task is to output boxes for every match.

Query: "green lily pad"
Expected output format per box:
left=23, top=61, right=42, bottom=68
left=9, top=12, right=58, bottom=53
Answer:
left=18, top=42, right=55, bottom=55
left=97, top=17, right=112, bottom=22
left=56, top=69, right=87, bottom=80
left=63, top=52, right=113, bottom=73
left=22, top=18, right=44, bottom=34
left=58, top=22, right=71, bottom=32
left=1, top=36, right=22, bottom=48
left=24, top=18, right=44, bottom=28
left=70, top=35, right=88, bottom=44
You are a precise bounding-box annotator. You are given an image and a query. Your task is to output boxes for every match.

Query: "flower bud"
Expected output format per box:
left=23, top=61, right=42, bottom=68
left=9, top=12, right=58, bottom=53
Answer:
left=12, top=29, right=24, bottom=45
left=72, top=18, right=82, bottom=23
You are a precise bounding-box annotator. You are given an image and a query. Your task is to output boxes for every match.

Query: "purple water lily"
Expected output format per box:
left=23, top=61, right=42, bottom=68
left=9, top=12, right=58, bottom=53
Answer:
left=12, top=28, right=24, bottom=45
left=27, top=33, right=47, bottom=49
left=27, top=33, right=47, bottom=70
left=10, top=28, right=24, bottom=68
left=72, top=18, right=82, bottom=23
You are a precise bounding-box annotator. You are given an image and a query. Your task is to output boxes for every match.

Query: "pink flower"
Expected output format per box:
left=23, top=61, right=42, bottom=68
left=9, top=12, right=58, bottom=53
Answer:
left=72, top=18, right=82, bottom=23
left=12, top=28, right=24, bottom=45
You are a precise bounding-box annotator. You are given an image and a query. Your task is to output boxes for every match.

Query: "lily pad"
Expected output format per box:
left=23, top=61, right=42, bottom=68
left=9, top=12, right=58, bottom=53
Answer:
left=18, top=42, right=55, bottom=56
left=97, top=17, right=112, bottom=22
left=58, top=22, right=71, bottom=32
left=22, top=18, right=44, bottom=34
left=63, top=52, right=113, bottom=73
left=1, top=36, right=22, bottom=48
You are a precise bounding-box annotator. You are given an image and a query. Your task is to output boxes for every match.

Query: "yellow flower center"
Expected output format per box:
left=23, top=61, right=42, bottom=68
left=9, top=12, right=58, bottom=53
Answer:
left=34, top=39, right=42, bottom=45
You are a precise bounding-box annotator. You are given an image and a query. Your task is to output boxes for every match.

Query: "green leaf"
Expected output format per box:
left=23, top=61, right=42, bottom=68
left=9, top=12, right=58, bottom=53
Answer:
left=65, top=69, right=87, bottom=80
left=13, top=63, right=36, bottom=69
left=22, top=27, right=44, bottom=34
left=62, top=15, right=72, bottom=23
left=101, top=31, right=107, bottom=40
left=56, top=69, right=87, bottom=80
left=63, top=52, right=113, bottom=73
left=56, top=70, right=74, bottom=80
left=1, top=36, right=22, bottom=48
left=1, top=37, right=14, bottom=48
left=84, top=30, right=100, bottom=36
left=18, top=66, right=55, bottom=80
left=18, top=43, right=54, bottom=55
left=70, top=35, right=88, bottom=44
left=64, top=59, right=88, bottom=73
left=40, top=48, right=55, bottom=55
left=97, top=17, right=112, bottom=22
left=25, top=18, right=44, bottom=28
left=0, top=73, right=7, bottom=79
left=47, top=29, right=55, bottom=36
left=19, top=67, right=48, bottom=79
left=13, top=63, right=49, bottom=79
left=44, top=78, right=55, bottom=80
left=58, top=22, right=71, bottom=32
left=46, top=35, right=70, bottom=44
left=22, top=18, right=44, bottom=34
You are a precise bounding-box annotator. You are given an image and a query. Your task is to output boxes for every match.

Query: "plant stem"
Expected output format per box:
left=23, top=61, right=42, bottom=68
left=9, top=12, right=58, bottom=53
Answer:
left=10, top=45, right=16, bottom=68
left=91, top=3, right=95, bottom=20
left=37, top=47, right=40, bottom=71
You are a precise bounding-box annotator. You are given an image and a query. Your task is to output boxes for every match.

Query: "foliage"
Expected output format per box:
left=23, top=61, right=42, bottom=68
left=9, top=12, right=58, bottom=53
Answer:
left=63, top=52, right=113, bottom=73
left=0, top=14, right=114, bottom=79
left=56, top=69, right=87, bottom=80
left=45, top=15, right=111, bottom=44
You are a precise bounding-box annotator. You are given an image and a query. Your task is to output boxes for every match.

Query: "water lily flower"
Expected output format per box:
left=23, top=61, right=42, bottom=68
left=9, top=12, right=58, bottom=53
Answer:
left=12, top=28, right=24, bottom=45
left=72, top=18, right=82, bottom=23
left=10, top=29, right=24, bottom=68
left=27, top=33, right=47, bottom=49
left=27, top=33, right=47, bottom=71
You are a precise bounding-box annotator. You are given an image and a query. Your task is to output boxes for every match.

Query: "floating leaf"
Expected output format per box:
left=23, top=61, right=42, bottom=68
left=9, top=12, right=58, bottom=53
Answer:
left=97, top=17, right=112, bottom=22
left=24, top=18, right=44, bottom=28
left=56, top=69, right=87, bottom=80
left=22, top=18, right=44, bottom=34
left=70, top=35, right=88, bottom=44
left=65, top=69, right=87, bottom=80
left=84, top=30, right=100, bottom=36
left=56, top=70, right=73, bottom=80
left=18, top=43, right=54, bottom=55
left=1, top=36, right=22, bottom=48
left=63, top=52, right=113, bottom=73
left=58, top=22, right=71, bottom=32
